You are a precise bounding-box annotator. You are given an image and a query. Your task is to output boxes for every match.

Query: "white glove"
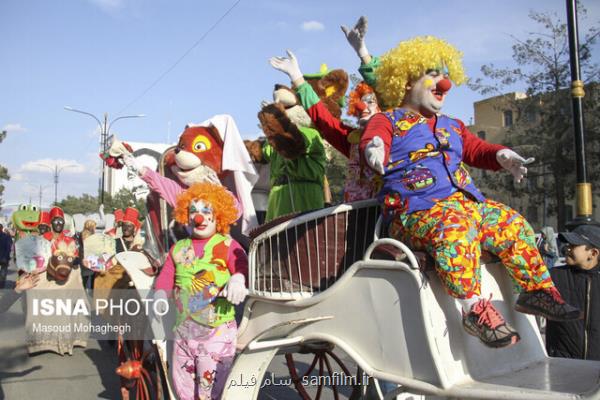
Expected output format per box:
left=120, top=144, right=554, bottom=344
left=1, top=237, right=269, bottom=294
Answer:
left=221, top=273, right=248, bottom=305
left=108, top=138, right=131, bottom=158
left=364, top=136, right=386, bottom=175
left=341, top=16, right=369, bottom=58
left=269, top=50, right=303, bottom=83
left=123, top=153, right=144, bottom=175
left=496, top=149, right=535, bottom=183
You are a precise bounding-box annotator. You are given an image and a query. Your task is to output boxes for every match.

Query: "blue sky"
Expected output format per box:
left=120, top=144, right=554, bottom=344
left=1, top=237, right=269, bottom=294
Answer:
left=1, top=0, right=599, bottom=211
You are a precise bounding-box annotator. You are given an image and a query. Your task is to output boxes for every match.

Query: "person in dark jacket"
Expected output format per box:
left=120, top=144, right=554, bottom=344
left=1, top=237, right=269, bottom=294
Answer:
left=546, top=224, right=600, bottom=360
left=0, top=224, right=13, bottom=289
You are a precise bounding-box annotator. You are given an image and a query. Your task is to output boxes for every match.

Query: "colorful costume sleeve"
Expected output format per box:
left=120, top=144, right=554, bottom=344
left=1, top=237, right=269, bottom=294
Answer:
left=359, top=113, right=393, bottom=167
left=358, top=55, right=380, bottom=88
left=140, top=168, right=184, bottom=207
left=296, top=82, right=353, bottom=158
left=227, top=240, right=248, bottom=279
left=154, top=244, right=175, bottom=292
left=458, top=120, right=507, bottom=171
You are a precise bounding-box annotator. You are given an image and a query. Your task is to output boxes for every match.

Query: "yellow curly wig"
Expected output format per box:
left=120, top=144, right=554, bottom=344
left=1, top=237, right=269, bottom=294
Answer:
left=347, top=82, right=375, bottom=117
left=174, top=182, right=239, bottom=235
left=375, top=36, right=467, bottom=109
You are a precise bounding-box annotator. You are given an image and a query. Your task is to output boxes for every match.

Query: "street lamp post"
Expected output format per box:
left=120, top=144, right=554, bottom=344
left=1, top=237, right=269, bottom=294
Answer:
left=34, top=163, right=77, bottom=205
left=64, top=106, right=145, bottom=204
left=565, top=0, right=595, bottom=228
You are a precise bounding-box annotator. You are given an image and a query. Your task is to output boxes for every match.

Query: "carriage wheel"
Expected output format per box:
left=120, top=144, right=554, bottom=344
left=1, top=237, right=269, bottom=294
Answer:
left=116, top=337, right=167, bottom=400
left=285, top=342, right=361, bottom=400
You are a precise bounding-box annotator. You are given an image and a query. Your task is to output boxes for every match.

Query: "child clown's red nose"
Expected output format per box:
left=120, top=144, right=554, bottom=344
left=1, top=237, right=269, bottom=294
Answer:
left=436, top=78, right=452, bottom=93
left=193, top=214, right=204, bottom=226
left=355, top=101, right=367, bottom=113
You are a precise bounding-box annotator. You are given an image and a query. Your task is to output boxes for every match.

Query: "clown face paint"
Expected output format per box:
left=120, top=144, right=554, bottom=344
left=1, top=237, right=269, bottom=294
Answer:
left=358, top=93, right=380, bottom=127
left=38, top=224, right=50, bottom=235
left=189, top=200, right=217, bottom=239
left=403, top=69, right=452, bottom=118
left=121, top=222, right=136, bottom=238
left=51, top=217, right=65, bottom=233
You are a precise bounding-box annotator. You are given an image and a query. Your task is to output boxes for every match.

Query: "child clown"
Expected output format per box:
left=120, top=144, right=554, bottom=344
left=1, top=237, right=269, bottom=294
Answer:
left=360, top=36, right=580, bottom=349
left=154, top=182, right=248, bottom=400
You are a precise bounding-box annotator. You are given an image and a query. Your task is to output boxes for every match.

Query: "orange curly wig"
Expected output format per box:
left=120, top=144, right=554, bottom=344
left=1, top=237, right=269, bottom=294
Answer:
left=174, top=182, right=239, bottom=235
left=347, top=82, right=375, bottom=117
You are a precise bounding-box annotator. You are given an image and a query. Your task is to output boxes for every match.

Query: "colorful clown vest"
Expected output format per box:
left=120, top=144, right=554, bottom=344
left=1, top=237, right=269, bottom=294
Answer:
left=172, top=234, right=234, bottom=328
left=380, top=108, right=485, bottom=214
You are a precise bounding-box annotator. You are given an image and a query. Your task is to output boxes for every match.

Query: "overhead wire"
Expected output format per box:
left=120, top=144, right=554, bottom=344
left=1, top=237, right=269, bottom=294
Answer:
left=117, top=0, right=243, bottom=115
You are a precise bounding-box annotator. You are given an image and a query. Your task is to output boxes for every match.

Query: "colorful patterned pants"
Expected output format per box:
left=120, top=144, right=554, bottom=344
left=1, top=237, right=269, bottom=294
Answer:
left=388, top=192, right=554, bottom=299
left=172, top=320, right=237, bottom=400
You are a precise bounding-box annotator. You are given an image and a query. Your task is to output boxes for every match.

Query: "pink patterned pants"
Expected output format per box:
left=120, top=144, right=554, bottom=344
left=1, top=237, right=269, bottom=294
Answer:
left=172, top=319, right=237, bottom=400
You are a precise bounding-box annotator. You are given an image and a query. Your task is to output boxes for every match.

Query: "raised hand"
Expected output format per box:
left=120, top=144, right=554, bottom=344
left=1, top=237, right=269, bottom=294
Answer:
left=341, top=16, right=370, bottom=59
left=269, top=50, right=304, bottom=85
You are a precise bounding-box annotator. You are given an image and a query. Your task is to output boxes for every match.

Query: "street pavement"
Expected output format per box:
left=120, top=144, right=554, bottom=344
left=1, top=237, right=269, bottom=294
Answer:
left=0, top=261, right=361, bottom=400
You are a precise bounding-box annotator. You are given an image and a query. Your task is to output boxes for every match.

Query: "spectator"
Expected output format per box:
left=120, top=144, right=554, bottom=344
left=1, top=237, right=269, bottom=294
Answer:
left=538, top=226, right=559, bottom=269
left=546, top=224, right=600, bottom=360
left=0, top=223, right=13, bottom=289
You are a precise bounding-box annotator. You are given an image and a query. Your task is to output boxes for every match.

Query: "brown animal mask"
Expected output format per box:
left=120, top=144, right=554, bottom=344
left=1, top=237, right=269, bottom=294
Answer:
left=47, top=238, right=78, bottom=283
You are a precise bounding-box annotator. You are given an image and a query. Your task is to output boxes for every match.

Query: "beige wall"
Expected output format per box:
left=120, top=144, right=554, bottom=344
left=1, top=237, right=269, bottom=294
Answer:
left=465, top=91, right=600, bottom=230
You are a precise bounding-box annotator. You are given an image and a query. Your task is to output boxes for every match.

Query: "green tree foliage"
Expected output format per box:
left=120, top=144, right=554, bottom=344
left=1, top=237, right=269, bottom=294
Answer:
left=56, top=188, right=147, bottom=216
left=0, top=131, right=10, bottom=211
left=469, top=9, right=600, bottom=230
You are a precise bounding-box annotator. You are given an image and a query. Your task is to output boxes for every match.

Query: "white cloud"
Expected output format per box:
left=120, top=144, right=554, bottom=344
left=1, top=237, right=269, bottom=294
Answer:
left=2, top=123, right=26, bottom=133
left=11, top=173, right=25, bottom=181
left=301, top=21, right=325, bottom=32
left=20, top=159, right=87, bottom=174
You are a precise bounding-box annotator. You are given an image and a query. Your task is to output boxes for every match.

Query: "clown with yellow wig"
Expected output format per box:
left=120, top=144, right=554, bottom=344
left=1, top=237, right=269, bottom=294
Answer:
left=154, top=182, right=248, bottom=400
left=360, top=35, right=581, bottom=349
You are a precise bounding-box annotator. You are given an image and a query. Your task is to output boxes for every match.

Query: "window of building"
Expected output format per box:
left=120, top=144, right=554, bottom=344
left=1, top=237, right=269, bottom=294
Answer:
left=503, top=110, right=513, bottom=127
left=477, top=130, right=486, bottom=140
left=527, top=205, right=538, bottom=224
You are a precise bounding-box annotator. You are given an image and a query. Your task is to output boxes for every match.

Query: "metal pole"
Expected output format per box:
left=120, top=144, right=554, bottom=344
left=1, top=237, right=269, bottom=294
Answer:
left=565, top=0, right=594, bottom=227
left=39, top=185, right=42, bottom=209
left=54, top=165, right=59, bottom=205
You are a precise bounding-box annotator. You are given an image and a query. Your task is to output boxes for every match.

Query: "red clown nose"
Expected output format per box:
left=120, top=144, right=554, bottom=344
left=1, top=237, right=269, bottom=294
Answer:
left=436, top=78, right=452, bottom=93
left=354, top=101, right=367, bottom=113
left=193, top=214, right=204, bottom=226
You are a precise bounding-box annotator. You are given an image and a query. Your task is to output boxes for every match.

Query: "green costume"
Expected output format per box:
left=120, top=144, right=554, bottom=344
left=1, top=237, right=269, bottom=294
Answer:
left=263, top=126, right=326, bottom=222
left=358, top=55, right=379, bottom=88
left=11, top=204, right=40, bottom=239
left=173, top=234, right=234, bottom=328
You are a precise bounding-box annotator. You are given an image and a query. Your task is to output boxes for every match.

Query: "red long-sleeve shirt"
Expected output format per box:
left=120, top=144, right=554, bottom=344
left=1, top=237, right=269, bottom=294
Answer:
left=359, top=113, right=507, bottom=171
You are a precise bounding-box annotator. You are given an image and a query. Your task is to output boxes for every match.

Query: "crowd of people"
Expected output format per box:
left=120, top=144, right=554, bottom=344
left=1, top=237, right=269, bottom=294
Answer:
left=1, top=14, right=599, bottom=400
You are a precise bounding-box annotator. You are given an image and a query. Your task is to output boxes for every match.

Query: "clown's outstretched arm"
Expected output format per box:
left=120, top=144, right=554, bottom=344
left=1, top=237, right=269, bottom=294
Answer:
left=108, top=137, right=183, bottom=207
left=359, top=114, right=393, bottom=175
left=459, top=122, right=534, bottom=183
left=270, top=50, right=353, bottom=157
left=341, top=16, right=379, bottom=87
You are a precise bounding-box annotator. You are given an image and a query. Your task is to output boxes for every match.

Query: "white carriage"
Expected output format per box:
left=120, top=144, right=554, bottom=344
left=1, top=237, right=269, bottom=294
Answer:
left=223, top=199, right=600, bottom=400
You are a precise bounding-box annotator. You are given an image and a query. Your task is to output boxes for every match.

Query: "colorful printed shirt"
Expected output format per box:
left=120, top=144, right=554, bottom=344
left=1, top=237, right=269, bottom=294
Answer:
left=360, top=109, right=507, bottom=215
left=155, top=235, right=248, bottom=328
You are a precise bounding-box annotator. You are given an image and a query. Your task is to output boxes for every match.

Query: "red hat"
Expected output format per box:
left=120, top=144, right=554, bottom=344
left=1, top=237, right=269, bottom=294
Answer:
left=49, top=206, right=64, bottom=220
left=38, top=211, right=51, bottom=226
left=113, top=209, right=124, bottom=223
left=122, top=207, right=141, bottom=230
